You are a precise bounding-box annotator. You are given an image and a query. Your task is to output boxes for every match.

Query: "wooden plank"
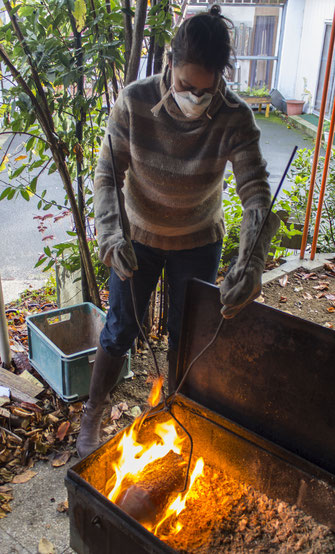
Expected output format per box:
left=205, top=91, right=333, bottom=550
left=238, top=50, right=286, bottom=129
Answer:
left=0, top=367, right=43, bottom=404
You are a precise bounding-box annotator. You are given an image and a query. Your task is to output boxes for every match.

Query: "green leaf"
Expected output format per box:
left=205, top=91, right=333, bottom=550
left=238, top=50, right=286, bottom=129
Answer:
left=66, top=230, right=77, bottom=236
left=0, top=187, right=11, bottom=200
left=73, top=0, right=87, bottom=32
left=44, top=245, right=52, bottom=257
left=20, top=189, right=30, bottom=201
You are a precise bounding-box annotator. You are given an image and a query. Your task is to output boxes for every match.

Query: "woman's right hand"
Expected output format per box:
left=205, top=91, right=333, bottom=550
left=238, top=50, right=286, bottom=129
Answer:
left=110, top=238, right=138, bottom=280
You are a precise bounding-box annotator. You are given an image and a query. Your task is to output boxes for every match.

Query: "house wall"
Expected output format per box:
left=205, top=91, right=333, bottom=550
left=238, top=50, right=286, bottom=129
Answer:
left=276, top=0, right=305, bottom=100
left=295, top=0, right=335, bottom=110
left=277, top=0, right=335, bottom=108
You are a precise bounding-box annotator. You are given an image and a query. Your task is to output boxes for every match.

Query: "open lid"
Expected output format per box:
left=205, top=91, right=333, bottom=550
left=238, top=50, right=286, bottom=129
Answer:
left=177, top=279, right=335, bottom=475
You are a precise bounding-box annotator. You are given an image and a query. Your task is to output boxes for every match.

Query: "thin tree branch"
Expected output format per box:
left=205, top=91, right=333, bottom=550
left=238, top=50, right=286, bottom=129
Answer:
left=0, top=131, right=50, bottom=146
left=4, top=0, right=55, bottom=134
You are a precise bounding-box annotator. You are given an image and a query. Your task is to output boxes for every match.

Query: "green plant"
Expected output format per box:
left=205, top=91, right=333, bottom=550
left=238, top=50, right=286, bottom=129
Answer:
left=240, top=85, right=270, bottom=98
left=221, top=172, right=302, bottom=266
left=278, top=148, right=335, bottom=253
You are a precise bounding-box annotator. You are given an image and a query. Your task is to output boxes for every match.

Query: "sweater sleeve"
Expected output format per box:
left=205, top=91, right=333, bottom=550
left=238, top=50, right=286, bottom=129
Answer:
left=93, top=92, right=131, bottom=266
left=227, top=107, right=271, bottom=210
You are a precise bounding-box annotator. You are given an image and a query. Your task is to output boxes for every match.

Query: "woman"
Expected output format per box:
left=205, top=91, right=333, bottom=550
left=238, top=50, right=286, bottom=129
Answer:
left=77, top=5, right=279, bottom=458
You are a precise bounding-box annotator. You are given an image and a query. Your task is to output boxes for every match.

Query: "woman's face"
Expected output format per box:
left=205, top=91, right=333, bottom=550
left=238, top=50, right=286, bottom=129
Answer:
left=171, top=62, right=216, bottom=97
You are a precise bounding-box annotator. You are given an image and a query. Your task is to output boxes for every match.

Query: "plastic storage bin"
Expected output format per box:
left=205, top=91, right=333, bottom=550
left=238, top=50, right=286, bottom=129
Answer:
left=27, top=302, right=129, bottom=402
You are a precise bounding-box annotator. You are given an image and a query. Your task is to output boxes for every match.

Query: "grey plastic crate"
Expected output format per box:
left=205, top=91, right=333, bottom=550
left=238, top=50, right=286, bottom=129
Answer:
left=27, top=302, right=130, bottom=402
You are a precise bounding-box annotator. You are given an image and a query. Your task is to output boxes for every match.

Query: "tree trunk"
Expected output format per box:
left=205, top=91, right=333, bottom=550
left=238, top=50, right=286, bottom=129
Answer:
left=122, top=0, right=133, bottom=80
left=125, top=0, right=148, bottom=85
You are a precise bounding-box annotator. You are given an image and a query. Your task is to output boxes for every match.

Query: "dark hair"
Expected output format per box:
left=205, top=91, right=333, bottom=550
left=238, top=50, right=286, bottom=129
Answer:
left=171, top=5, right=233, bottom=73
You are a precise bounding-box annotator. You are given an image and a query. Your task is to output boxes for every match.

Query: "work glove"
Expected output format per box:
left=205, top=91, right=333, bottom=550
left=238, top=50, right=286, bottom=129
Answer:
left=109, top=236, right=138, bottom=281
left=220, top=208, right=280, bottom=318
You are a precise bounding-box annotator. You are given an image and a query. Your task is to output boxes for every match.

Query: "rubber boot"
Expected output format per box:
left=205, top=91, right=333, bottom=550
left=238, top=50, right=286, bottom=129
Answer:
left=76, top=344, right=126, bottom=458
left=167, top=349, right=178, bottom=395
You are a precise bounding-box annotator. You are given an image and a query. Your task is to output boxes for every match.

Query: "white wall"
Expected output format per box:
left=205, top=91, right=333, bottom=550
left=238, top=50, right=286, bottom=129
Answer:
left=277, top=0, right=335, bottom=107
left=277, top=0, right=306, bottom=99
left=295, top=0, right=335, bottom=110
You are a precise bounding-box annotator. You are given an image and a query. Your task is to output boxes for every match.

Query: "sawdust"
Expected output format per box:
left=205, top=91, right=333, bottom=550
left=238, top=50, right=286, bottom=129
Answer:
left=158, top=465, right=335, bottom=553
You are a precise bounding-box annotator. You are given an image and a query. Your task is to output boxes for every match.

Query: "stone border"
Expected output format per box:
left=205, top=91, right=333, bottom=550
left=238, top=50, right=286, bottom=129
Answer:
left=263, top=252, right=335, bottom=284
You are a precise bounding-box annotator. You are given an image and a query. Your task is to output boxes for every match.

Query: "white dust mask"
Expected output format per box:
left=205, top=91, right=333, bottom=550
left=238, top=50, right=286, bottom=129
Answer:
left=171, top=75, right=213, bottom=119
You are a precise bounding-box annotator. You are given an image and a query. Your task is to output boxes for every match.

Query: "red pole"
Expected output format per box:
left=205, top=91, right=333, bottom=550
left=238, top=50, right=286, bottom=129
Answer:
left=310, top=95, right=335, bottom=259
left=300, top=8, right=335, bottom=259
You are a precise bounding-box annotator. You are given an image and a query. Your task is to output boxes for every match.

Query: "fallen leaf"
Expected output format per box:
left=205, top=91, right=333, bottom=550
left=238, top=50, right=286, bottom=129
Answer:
left=301, top=272, right=318, bottom=280
left=294, top=286, right=303, bottom=292
left=12, top=470, right=37, bottom=484
left=51, top=451, right=71, bottom=467
left=313, top=283, right=329, bottom=290
left=279, top=296, right=287, bottom=303
left=57, top=499, right=68, bottom=513
left=110, top=405, right=122, bottom=421
left=279, top=275, right=288, bottom=287
left=324, top=322, right=334, bottom=328
left=303, top=292, right=313, bottom=300
left=38, top=537, right=55, bottom=554
left=0, top=485, right=13, bottom=493
left=56, top=421, right=70, bottom=441
left=130, top=406, right=142, bottom=418
left=117, top=402, right=128, bottom=412
left=316, top=293, right=326, bottom=299
left=327, top=307, right=335, bottom=313
left=255, top=294, right=264, bottom=303
left=325, top=294, right=335, bottom=301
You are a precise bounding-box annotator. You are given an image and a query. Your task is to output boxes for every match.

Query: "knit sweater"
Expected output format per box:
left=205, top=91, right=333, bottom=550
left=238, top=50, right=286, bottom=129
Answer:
left=94, top=66, right=271, bottom=263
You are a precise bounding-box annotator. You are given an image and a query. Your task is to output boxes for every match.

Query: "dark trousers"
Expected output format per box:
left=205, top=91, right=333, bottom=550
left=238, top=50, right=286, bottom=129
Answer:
left=100, top=240, right=222, bottom=355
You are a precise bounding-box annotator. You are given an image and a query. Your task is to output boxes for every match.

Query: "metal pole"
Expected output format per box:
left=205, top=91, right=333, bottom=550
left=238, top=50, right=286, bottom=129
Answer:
left=310, top=95, right=335, bottom=259
left=0, top=273, right=11, bottom=368
left=300, top=8, right=335, bottom=259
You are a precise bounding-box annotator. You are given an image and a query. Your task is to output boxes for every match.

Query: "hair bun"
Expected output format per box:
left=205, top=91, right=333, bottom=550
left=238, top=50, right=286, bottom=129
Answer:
left=209, top=4, right=221, bottom=17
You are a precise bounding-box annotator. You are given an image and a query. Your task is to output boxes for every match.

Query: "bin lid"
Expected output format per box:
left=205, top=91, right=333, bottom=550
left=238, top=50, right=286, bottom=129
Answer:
left=177, top=279, right=335, bottom=475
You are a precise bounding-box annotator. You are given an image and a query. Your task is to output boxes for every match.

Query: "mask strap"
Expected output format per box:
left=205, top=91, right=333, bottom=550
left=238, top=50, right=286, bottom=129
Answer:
left=219, top=89, right=239, bottom=108
left=151, top=87, right=173, bottom=117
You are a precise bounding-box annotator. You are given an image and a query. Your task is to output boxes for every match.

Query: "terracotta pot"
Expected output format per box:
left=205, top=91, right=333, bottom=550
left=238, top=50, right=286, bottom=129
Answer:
left=286, top=100, right=304, bottom=116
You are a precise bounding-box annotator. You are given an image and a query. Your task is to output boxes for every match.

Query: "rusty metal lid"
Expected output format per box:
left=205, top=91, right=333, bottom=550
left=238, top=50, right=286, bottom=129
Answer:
left=177, top=279, right=335, bottom=475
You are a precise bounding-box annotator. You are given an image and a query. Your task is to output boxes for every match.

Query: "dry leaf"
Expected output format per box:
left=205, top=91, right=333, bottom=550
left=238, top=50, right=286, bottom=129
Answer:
left=315, top=292, right=326, bottom=299
left=38, top=537, right=55, bottom=554
left=12, top=470, right=37, bottom=484
left=313, top=283, right=329, bottom=291
left=56, top=421, right=70, bottom=441
left=57, top=499, right=68, bottom=513
left=327, top=307, right=335, bottom=313
left=302, top=272, right=318, bottom=280
left=324, top=322, right=334, bottom=329
left=111, top=405, right=122, bottom=421
left=279, top=296, right=287, bottom=303
left=303, top=292, right=313, bottom=300
left=279, top=274, right=288, bottom=287
left=255, top=294, right=264, bottom=303
left=51, top=451, right=71, bottom=467
left=325, top=294, right=335, bottom=301
left=117, top=402, right=128, bottom=412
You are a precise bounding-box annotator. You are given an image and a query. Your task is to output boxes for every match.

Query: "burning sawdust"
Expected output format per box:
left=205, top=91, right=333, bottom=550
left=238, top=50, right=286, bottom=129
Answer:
left=161, top=465, right=335, bottom=553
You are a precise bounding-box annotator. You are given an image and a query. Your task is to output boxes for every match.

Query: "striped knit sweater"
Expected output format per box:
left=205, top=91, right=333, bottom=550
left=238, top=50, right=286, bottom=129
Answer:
left=94, top=66, right=271, bottom=264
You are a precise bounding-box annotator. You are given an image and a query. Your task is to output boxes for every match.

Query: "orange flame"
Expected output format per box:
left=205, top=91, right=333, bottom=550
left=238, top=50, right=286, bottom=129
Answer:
left=147, top=376, right=164, bottom=407
left=106, top=416, right=204, bottom=537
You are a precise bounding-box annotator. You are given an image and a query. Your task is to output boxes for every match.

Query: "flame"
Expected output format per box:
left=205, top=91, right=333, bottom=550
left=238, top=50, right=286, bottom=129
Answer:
left=106, top=415, right=205, bottom=537
left=107, top=418, right=185, bottom=503
left=147, top=376, right=164, bottom=407
left=151, top=458, right=204, bottom=536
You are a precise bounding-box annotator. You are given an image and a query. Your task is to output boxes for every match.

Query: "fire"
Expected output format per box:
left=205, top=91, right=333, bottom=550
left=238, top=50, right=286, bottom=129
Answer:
left=106, top=413, right=204, bottom=537
left=147, top=376, right=164, bottom=407
left=151, top=457, right=204, bottom=536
